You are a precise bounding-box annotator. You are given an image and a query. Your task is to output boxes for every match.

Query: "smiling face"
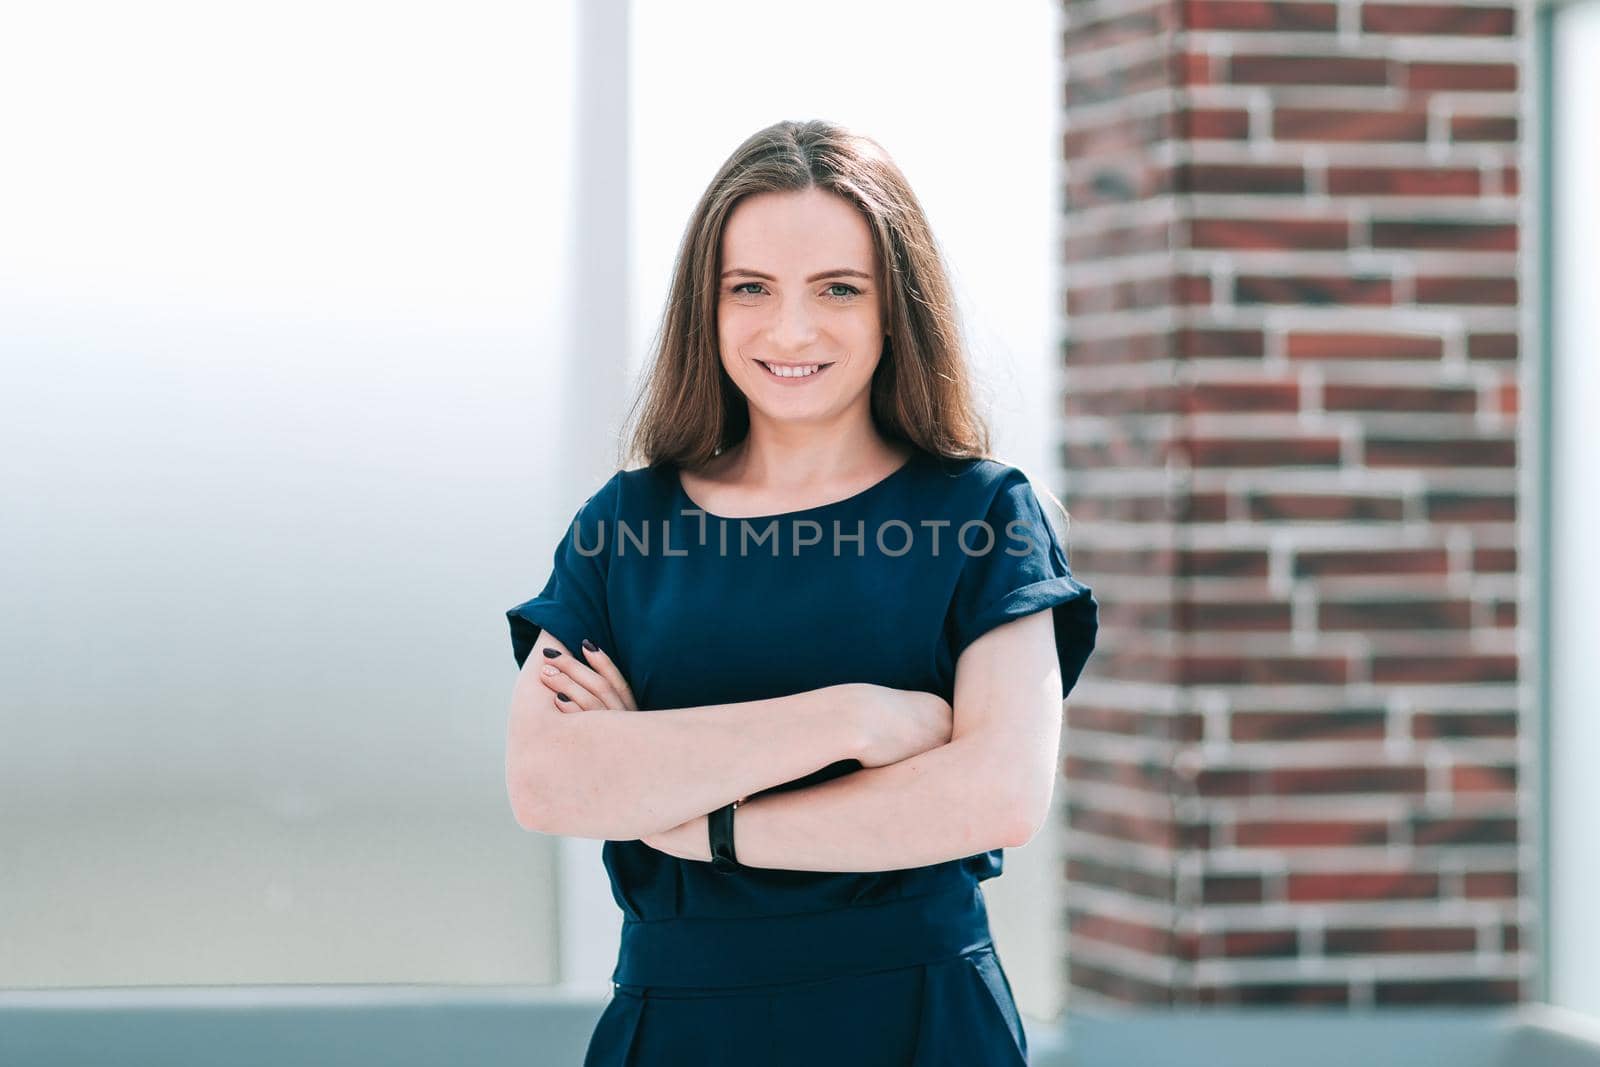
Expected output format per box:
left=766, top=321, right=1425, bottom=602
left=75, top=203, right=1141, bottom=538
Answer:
left=716, top=186, right=887, bottom=428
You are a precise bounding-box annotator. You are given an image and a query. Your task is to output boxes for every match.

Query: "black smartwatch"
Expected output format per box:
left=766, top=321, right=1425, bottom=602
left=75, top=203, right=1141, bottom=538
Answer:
left=709, top=797, right=743, bottom=872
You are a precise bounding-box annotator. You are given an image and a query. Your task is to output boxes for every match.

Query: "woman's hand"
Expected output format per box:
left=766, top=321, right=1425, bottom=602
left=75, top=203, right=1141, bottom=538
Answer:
left=854, top=685, right=953, bottom=768
left=537, top=638, right=639, bottom=712
left=536, top=636, right=742, bottom=860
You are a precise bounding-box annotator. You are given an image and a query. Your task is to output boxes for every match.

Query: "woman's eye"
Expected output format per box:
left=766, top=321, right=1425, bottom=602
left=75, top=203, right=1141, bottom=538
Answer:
left=728, top=282, right=861, bottom=299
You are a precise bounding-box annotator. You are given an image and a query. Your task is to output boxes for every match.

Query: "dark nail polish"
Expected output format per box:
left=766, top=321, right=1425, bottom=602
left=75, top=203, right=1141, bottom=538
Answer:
left=557, top=693, right=571, bottom=702
left=582, top=638, right=599, bottom=653
left=542, top=647, right=561, bottom=659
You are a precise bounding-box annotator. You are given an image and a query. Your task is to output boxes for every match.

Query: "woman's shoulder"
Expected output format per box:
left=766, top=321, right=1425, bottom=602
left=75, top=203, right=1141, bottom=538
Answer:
left=919, top=452, right=1033, bottom=506
left=582, top=463, right=678, bottom=519
left=916, top=452, right=1073, bottom=541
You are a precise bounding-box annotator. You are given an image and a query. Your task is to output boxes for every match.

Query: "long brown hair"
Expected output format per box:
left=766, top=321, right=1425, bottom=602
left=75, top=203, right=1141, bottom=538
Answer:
left=619, top=118, right=993, bottom=475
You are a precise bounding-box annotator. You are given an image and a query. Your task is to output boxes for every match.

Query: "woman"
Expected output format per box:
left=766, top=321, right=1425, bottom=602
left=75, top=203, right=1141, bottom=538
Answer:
left=505, top=119, right=1098, bottom=1066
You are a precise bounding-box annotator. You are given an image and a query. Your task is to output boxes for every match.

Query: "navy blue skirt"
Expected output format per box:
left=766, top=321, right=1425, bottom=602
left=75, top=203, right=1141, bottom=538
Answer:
left=582, top=883, right=1030, bottom=1066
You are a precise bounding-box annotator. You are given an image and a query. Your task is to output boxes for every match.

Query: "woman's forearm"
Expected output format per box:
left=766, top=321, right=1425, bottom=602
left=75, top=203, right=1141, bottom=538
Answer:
left=648, top=734, right=1024, bottom=871
left=508, top=682, right=868, bottom=840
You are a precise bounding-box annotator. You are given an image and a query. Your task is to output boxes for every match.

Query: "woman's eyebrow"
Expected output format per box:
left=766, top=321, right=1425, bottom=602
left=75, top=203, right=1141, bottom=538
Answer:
left=721, top=268, right=872, bottom=283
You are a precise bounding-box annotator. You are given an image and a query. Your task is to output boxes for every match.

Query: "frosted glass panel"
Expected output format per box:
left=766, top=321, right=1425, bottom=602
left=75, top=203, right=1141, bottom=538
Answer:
left=0, top=0, right=577, bottom=985
left=1548, top=0, right=1600, bottom=1019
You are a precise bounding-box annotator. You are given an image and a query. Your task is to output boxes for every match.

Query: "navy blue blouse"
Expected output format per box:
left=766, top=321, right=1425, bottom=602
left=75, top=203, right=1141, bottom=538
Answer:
left=506, top=445, right=1098, bottom=925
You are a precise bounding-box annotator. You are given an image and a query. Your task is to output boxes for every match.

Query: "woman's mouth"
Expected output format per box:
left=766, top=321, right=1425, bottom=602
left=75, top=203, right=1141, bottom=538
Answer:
left=756, top=360, right=835, bottom=381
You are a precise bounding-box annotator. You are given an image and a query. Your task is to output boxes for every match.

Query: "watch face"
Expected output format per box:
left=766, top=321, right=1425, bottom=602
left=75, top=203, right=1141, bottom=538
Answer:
left=709, top=801, right=737, bottom=870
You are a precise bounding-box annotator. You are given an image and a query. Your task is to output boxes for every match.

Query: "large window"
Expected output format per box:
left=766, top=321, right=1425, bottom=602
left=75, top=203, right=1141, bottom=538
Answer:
left=1541, top=0, right=1600, bottom=1019
left=1, top=2, right=1065, bottom=1018
left=0, top=1, right=580, bottom=988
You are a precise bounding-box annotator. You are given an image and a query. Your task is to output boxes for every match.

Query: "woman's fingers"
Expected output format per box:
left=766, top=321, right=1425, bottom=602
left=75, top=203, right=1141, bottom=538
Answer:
left=578, top=639, right=639, bottom=711
left=533, top=646, right=615, bottom=705
left=537, top=661, right=602, bottom=711
left=533, top=640, right=639, bottom=712
left=538, top=643, right=636, bottom=711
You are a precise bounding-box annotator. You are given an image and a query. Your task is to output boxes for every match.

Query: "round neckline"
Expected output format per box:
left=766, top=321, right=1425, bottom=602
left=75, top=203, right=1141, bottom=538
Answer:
left=672, top=448, right=924, bottom=522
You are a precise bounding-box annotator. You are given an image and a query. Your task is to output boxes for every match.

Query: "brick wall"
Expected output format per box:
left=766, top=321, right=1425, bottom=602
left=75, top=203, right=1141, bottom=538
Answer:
left=1057, top=0, right=1528, bottom=1007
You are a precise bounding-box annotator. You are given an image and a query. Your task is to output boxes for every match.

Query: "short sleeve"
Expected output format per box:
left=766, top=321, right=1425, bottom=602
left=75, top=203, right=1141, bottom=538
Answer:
left=506, top=475, right=620, bottom=670
left=944, top=468, right=1099, bottom=698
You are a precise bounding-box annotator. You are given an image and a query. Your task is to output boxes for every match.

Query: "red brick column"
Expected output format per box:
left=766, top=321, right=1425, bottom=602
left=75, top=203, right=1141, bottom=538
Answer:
left=1057, top=0, right=1526, bottom=1007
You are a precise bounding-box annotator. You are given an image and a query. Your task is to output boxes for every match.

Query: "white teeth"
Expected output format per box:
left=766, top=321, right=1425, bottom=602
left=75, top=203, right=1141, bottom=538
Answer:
left=760, top=361, right=826, bottom=378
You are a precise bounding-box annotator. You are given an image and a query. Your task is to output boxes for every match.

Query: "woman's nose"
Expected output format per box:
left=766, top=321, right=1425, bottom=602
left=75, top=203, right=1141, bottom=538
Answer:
left=767, top=296, right=819, bottom=347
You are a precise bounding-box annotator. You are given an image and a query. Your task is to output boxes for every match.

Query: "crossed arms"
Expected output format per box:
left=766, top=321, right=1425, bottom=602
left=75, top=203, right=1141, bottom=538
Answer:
left=504, top=611, right=1065, bottom=872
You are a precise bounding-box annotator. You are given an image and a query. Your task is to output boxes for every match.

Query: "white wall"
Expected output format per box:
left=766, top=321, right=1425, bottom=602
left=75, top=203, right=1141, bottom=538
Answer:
left=1546, top=0, right=1600, bottom=1019
left=0, top=0, right=580, bottom=985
